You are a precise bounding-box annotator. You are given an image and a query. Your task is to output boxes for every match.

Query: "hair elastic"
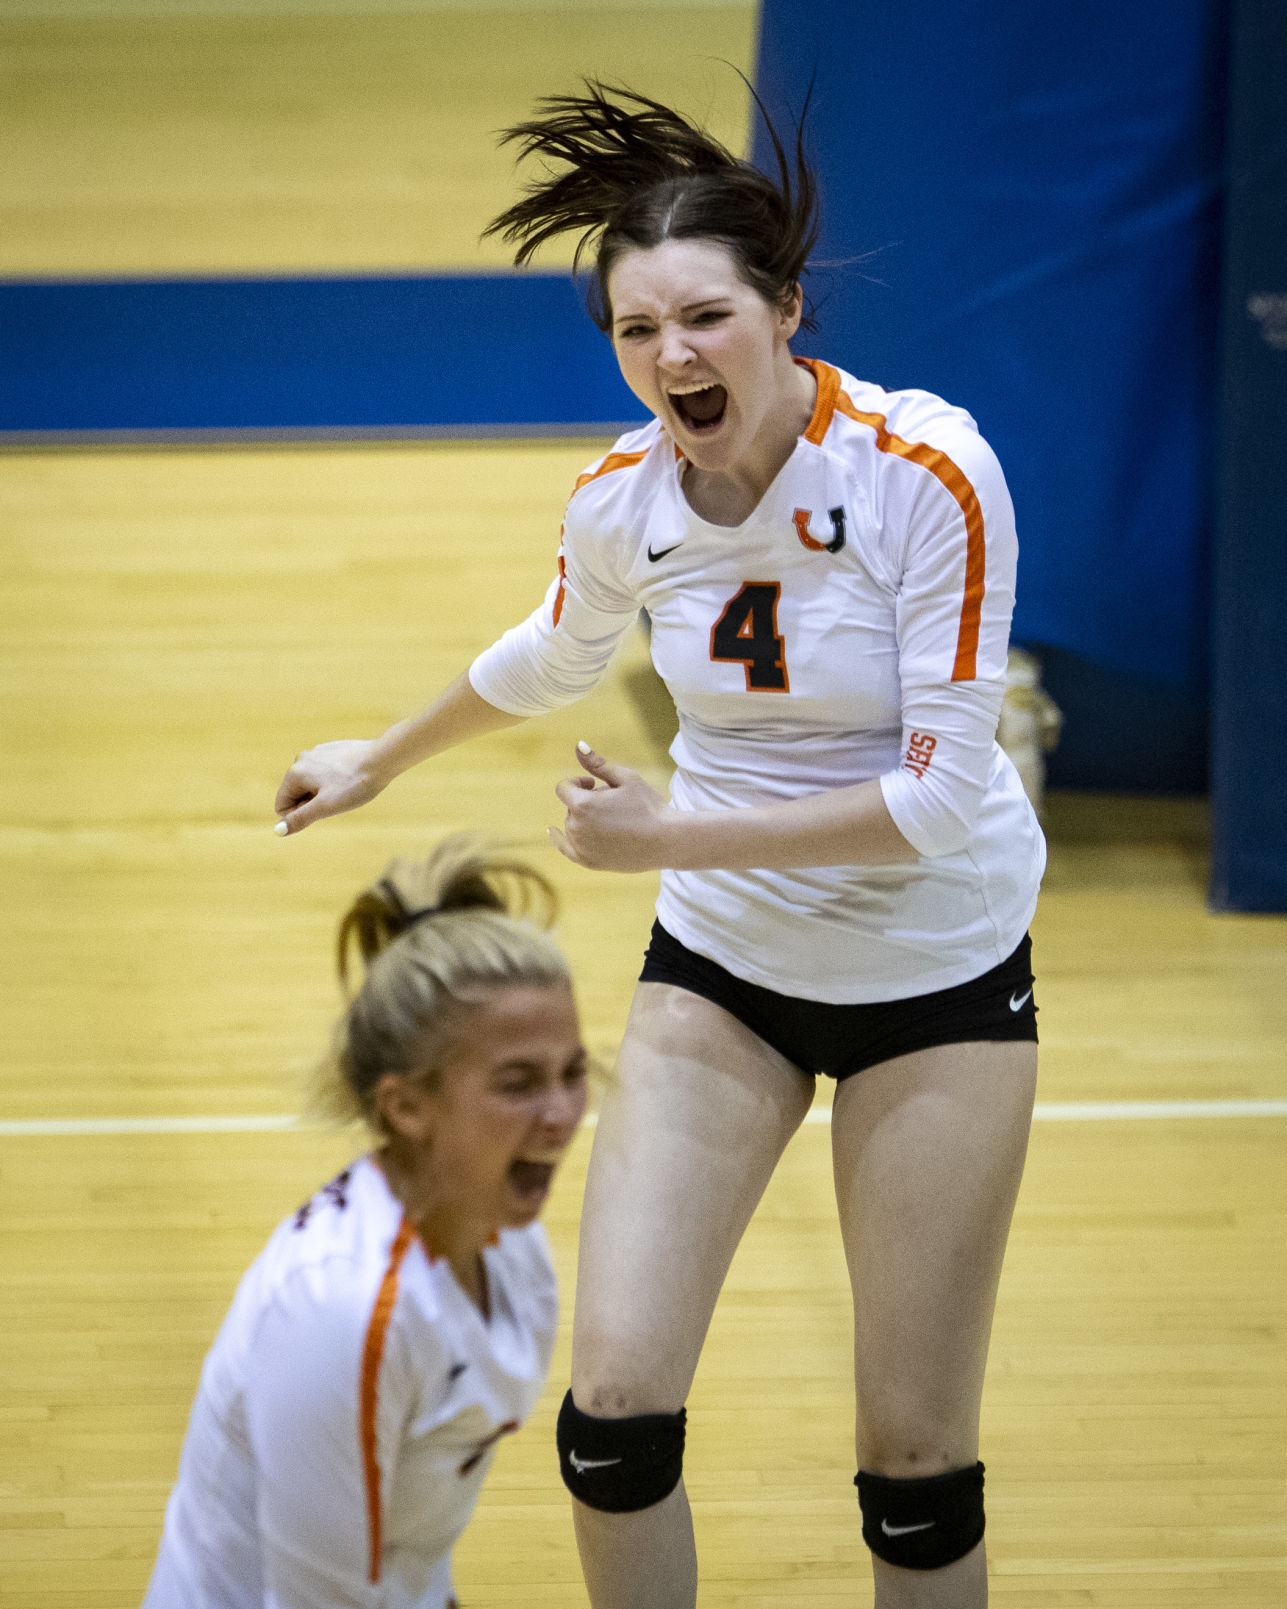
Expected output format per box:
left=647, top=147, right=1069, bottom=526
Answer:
left=376, top=877, right=443, bottom=934
left=401, top=903, right=443, bottom=929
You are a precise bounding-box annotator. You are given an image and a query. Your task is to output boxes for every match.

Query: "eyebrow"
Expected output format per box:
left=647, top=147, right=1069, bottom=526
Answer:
left=493, top=1051, right=586, bottom=1075
left=613, top=297, right=733, bottom=325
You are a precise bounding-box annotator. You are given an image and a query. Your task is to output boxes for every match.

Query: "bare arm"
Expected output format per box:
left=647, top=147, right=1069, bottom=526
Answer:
left=274, top=673, right=523, bottom=834
left=552, top=746, right=917, bottom=871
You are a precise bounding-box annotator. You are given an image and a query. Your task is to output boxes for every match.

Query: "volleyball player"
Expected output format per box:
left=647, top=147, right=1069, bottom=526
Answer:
left=143, top=839, right=588, bottom=1609
left=274, top=85, right=1045, bottom=1609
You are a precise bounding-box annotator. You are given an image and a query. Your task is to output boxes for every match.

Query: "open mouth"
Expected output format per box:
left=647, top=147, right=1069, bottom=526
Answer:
left=508, top=1158, right=556, bottom=1203
left=668, top=383, right=727, bottom=434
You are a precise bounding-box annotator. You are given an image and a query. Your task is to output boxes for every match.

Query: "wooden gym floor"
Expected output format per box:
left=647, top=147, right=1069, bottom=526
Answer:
left=1, top=5, right=1284, bottom=1604
left=3, top=440, right=1285, bottom=1608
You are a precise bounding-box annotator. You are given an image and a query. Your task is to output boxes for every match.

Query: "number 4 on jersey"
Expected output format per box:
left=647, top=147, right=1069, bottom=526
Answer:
left=710, top=582, right=789, bottom=692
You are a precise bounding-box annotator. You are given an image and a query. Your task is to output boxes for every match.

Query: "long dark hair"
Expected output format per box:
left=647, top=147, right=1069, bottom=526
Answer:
left=483, top=80, right=819, bottom=333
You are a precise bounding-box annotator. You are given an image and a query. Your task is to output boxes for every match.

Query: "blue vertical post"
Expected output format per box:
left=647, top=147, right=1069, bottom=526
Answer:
left=752, top=0, right=1227, bottom=795
left=1210, top=0, right=1287, bottom=910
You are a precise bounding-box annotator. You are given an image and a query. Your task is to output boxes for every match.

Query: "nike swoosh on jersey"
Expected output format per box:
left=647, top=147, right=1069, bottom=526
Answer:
left=647, top=542, right=682, bottom=562
left=1009, top=989, right=1033, bottom=1011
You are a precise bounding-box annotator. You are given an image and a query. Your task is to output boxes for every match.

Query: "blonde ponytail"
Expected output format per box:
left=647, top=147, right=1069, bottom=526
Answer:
left=310, top=837, right=569, bottom=1130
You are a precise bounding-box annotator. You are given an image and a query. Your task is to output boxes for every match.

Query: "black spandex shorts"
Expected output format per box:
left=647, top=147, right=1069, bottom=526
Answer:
left=639, top=922, right=1037, bottom=1081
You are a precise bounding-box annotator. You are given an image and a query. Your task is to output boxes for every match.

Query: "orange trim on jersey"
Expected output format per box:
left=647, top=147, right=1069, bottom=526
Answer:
left=360, top=1218, right=415, bottom=1585
left=798, top=358, right=986, bottom=681
left=552, top=549, right=567, bottom=627
left=796, top=356, right=842, bottom=446
left=572, top=448, right=649, bottom=495
left=552, top=448, right=651, bottom=627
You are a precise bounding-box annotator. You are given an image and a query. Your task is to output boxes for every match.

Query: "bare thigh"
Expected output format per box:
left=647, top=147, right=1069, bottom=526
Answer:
left=831, top=1040, right=1037, bottom=1473
left=571, top=981, right=816, bottom=1415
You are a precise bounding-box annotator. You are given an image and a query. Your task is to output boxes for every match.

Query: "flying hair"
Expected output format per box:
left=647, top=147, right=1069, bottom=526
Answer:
left=483, top=78, right=820, bottom=332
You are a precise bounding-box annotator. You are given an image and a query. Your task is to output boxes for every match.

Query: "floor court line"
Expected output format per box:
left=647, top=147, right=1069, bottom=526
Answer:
left=1, top=1101, right=1285, bottom=1137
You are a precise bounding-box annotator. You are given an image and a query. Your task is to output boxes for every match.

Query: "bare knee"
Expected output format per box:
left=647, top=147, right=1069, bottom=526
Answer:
left=578, top=1380, right=656, bottom=1417
left=573, top=1325, right=688, bottom=1418
left=858, top=1403, right=978, bottom=1480
left=860, top=1438, right=973, bottom=1480
left=571, top=1368, right=683, bottom=1419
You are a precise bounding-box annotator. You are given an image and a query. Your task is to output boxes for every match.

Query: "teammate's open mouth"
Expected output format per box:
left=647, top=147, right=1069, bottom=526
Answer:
left=508, top=1158, right=556, bottom=1202
left=669, top=384, right=727, bottom=433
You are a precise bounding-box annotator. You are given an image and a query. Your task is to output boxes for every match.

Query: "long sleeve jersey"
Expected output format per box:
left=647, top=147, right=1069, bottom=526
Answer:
left=143, top=1156, right=557, bottom=1609
left=471, top=358, right=1045, bottom=1002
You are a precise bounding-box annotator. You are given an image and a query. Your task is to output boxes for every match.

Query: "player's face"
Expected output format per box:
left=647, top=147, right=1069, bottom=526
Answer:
left=419, top=982, right=588, bottom=1232
left=607, top=237, right=804, bottom=477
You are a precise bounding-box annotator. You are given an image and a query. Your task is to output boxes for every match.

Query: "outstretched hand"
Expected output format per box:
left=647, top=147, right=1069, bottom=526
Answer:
left=273, top=738, right=386, bottom=836
left=550, top=742, right=670, bottom=871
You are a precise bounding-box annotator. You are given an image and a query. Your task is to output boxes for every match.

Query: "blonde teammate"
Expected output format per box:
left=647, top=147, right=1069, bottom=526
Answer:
left=275, top=87, right=1044, bottom=1609
left=143, top=840, right=588, bottom=1609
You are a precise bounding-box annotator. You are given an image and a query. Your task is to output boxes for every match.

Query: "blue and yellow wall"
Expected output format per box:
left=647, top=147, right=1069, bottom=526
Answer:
left=2, top=0, right=1283, bottom=903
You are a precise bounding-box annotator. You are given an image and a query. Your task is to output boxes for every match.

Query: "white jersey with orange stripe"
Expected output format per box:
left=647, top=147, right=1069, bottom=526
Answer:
left=143, top=1155, right=556, bottom=1609
left=470, top=358, right=1045, bottom=1003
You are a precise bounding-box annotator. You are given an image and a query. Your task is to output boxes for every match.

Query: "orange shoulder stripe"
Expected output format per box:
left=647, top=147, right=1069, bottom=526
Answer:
left=553, top=447, right=650, bottom=626
left=360, top=1218, right=415, bottom=1585
left=802, top=358, right=985, bottom=682
left=572, top=448, right=649, bottom=495
left=797, top=356, right=841, bottom=446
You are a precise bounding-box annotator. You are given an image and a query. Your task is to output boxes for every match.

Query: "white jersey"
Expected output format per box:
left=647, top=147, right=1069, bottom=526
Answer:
left=143, top=1155, right=557, bottom=1609
left=471, top=358, right=1045, bottom=1002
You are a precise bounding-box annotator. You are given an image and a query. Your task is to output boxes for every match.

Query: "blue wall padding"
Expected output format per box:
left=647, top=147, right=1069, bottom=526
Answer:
left=753, top=0, right=1229, bottom=782
left=0, top=273, right=646, bottom=435
left=1040, top=649, right=1209, bottom=795
left=1210, top=0, right=1287, bottom=910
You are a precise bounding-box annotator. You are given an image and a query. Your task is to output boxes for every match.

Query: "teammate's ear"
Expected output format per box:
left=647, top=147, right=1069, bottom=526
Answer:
left=374, top=1073, right=436, bottom=1145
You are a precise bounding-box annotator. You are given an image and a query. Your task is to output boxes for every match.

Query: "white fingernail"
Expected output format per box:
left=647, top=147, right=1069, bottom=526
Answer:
left=577, top=740, right=592, bottom=754
left=274, top=820, right=289, bottom=836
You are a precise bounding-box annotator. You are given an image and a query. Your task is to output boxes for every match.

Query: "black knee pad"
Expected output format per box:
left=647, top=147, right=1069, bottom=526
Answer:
left=855, top=1461, right=986, bottom=1570
left=556, top=1390, right=687, bottom=1513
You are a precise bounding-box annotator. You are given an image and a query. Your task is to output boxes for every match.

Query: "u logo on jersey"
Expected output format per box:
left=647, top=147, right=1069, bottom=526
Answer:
left=793, top=505, right=846, bottom=554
